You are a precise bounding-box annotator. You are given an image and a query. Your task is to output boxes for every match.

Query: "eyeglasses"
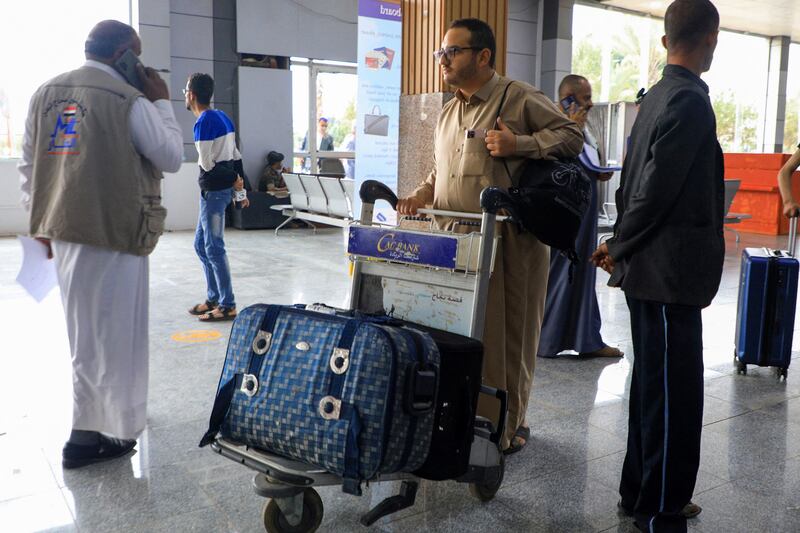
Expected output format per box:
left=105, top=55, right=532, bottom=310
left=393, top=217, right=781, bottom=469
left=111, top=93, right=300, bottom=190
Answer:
left=182, top=88, right=190, bottom=96
left=432, top=46, right=480, bottom=61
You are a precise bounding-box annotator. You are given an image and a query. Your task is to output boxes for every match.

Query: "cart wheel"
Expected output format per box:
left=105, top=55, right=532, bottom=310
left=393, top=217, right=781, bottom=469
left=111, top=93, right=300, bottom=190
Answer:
left=262, top=488, right=323, bottom=533
left=469, top=455, right=505, bottom=502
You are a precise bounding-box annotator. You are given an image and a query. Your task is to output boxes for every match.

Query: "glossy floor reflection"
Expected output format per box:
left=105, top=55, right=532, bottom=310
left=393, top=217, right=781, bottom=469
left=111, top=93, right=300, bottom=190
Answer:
left=2, top=228, right=800, bottom=532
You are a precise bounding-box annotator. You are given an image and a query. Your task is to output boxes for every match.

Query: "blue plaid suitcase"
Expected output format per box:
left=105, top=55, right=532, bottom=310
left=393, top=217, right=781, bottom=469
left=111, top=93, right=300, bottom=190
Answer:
left=200, top=304, right=440, bottom=494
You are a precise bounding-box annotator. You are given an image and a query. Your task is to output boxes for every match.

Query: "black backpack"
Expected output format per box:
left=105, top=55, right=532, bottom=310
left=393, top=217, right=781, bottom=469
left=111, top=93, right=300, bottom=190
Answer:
left=490, top=82, right=591, bottom=263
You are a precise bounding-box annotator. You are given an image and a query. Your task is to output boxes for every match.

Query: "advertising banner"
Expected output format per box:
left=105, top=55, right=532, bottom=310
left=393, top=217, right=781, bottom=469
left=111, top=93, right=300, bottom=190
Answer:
left=348, top=226, right=458, bottom=269
left=355, top=0, right=402, bottom=224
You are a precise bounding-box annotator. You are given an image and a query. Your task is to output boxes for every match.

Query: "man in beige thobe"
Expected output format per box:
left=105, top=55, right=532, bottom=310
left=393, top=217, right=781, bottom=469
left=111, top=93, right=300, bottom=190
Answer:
left=398, top=18, right=583, bottom=452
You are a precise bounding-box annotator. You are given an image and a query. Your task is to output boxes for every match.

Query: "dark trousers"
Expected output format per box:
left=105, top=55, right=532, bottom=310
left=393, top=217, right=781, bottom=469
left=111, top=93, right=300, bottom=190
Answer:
left=620, top=296, right=704, bottom=533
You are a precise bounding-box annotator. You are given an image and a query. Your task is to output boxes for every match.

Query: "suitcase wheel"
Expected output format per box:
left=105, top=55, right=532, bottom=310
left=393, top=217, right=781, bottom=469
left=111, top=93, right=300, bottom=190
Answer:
left=469, top=455, right=505, bottom=502
left=262, top=487, right=323, bottom=533
left=735, top=358, right=747, bottom=376
left=775, top=367, right=788, bottom=381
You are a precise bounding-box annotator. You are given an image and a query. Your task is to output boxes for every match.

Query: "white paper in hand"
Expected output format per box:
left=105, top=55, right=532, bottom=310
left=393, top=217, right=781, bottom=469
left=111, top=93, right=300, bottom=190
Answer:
left=16, top=236, right=58, bottom=302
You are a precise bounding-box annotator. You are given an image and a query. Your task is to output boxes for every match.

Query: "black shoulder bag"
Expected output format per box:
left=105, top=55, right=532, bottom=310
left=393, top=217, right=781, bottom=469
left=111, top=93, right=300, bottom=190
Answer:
left=488, top=82, right=591, bottom=266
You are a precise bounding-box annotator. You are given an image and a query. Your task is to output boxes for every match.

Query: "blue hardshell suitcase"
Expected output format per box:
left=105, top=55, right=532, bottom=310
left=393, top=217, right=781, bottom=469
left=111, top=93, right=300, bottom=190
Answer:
left=734, top=219, right=798, bottom=379
left=200, top=304, right=440, bottom=494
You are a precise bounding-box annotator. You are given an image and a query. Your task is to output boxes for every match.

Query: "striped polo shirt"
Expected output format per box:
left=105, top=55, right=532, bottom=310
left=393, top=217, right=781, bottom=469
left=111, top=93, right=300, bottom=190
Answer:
left=193, top=108, right=243, bottom=191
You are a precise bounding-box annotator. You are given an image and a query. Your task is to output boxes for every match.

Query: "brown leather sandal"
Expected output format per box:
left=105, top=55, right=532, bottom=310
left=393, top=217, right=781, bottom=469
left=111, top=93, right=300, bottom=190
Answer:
left=188, top=300, right=217, bottom=316
left=198, top=306, right=237, bottom=322
left=503, top=425, right=530, bottom=455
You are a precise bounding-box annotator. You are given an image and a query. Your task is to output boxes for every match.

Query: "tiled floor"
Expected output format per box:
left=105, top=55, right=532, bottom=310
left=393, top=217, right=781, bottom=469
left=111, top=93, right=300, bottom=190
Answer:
left=2, top=227, right=800, bottom=532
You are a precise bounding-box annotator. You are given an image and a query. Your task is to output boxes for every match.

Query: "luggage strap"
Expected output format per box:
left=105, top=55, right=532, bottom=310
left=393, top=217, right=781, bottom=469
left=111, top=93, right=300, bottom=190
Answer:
left=199, top=306, right=281, bottom=447
left=328, top=319, right=365, bottom=494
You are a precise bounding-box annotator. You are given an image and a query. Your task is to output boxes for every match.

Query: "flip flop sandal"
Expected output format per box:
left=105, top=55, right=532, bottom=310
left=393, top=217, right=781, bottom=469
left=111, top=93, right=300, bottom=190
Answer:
left=503, top=425, right=531, bottom=455
left=189, top=300, right=218, bottom=316
left=198, top=307, right=237, bottom=322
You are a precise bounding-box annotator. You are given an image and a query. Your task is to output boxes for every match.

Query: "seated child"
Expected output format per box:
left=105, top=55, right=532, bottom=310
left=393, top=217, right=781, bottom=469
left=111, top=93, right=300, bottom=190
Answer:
left=259, top=151, right=289, bottom=192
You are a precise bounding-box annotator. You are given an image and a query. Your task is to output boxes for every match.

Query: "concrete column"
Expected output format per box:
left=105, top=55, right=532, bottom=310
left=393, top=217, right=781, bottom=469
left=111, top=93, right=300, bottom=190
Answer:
left=763, top=36, right=790, bottom=153
left=539, top=0, right=574, bottom=100
left=212, top=0, right=239, bottom=138
left=506, top=0, right=540, bottom=87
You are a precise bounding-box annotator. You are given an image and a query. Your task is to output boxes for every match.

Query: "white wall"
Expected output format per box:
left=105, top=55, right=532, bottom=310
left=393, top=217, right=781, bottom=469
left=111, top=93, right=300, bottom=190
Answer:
left=237, top=67, right=293, bottom=185
left=0, top=161, right=201, bottom=236
left=0, top=161, right=29, bottom=236
left=161, top=163, right=201, bottom=231
left=236, top=0, right=358, bottom=62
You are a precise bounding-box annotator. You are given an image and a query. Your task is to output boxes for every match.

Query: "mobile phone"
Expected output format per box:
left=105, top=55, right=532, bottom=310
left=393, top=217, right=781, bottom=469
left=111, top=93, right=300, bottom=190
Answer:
left=560, top=95, right=577, bottom=112
left=113, top=48, right=144, bottom=90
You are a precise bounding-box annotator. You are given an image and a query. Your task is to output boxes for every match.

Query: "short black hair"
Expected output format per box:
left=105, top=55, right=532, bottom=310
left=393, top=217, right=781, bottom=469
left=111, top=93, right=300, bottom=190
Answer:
left=449, top=18, right=496, bottom=68
left=85, top=20, right=136, bottom=59
left=664, top=0, right=720, bottom=52
left=267, top=151, right=284, bottom=165
left=188, top=73, right=214, bottom=106
left=558, top=74, right=589, bottom=98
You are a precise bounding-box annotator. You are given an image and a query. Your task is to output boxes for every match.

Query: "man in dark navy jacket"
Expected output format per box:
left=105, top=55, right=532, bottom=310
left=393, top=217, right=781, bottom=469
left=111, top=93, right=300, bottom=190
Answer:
left=591, top=1, right=724, bottom=531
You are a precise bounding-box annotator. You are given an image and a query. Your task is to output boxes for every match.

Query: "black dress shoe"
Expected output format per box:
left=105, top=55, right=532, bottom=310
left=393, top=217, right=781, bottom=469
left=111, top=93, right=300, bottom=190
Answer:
left=618, top=500, right=701, bottom=520
left=618, top=500, right=634, bottom=517
left=62, top=435, right=137, bottom=469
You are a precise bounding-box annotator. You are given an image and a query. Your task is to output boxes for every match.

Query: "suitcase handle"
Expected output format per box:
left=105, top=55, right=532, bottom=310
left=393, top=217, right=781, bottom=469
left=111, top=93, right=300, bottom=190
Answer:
left=404, top=362, right=437, bottom=415
left=789, top=214, right=798, bottom=258
left=479, top=384, right=508, bottom=445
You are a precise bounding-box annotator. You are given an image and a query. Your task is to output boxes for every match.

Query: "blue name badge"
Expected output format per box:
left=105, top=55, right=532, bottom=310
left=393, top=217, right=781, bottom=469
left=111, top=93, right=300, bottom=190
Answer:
left=348, top=226, right=458, bottom=269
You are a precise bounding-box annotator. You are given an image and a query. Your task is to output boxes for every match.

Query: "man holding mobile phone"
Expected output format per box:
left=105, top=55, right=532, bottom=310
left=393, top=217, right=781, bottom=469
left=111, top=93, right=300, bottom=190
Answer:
left=538, top=74, right=623, bottom=360
left=19, top=20, right=183, bottom=469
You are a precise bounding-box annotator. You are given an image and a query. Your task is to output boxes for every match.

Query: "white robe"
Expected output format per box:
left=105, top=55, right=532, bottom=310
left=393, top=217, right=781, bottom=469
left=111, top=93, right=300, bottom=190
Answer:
left=19, top=61, right=182, bottom=440
left=52, top=240, right=149, bottom=439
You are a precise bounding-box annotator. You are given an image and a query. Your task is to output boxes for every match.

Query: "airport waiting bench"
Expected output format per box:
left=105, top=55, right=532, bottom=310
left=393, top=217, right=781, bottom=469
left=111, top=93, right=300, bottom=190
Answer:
left=271, top=173, right=355, bottom=234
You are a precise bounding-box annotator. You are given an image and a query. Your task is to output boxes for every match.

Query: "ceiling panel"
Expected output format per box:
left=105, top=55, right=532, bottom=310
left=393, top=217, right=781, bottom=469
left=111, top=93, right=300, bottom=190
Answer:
left=594, top=0, right=800, bottom=41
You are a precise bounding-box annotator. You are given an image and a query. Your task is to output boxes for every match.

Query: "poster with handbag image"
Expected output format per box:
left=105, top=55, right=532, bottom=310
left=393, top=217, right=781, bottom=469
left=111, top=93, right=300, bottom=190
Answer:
left=355, top=0, right=401, bottom=224
left=364, top=105, right=389, bottom=136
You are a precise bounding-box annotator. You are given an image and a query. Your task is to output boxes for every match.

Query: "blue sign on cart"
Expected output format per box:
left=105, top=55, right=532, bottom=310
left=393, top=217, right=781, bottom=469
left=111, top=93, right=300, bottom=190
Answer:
left=348, top=226, right=458, bottom=269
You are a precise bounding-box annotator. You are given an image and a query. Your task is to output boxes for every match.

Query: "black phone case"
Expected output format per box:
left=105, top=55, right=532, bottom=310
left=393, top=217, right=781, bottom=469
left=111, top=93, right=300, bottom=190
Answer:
left=114, top=49, right=143, bottom=90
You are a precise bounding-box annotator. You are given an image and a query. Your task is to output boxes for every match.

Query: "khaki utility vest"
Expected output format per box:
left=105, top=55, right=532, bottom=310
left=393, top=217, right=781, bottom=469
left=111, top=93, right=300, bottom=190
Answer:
left=28, top=66, right=166, bottom=256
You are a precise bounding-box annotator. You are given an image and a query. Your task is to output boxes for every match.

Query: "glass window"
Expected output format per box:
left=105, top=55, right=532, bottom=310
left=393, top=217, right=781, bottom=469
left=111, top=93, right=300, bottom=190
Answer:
left=572, top=6, right=665, bottom=104
left=573, top=4, right=771, bottom=153
left=0, top=1, right=131, bottom=158
left=704, top=32, right=770, bottom=153
left=291, top=62, right=310, bottom=171
left=291, top=60, right=357, bottom=175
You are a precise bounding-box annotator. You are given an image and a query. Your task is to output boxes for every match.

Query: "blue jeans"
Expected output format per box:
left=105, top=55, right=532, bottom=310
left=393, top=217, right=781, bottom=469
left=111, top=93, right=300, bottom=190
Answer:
left=195, top=188, right=235, bottom=309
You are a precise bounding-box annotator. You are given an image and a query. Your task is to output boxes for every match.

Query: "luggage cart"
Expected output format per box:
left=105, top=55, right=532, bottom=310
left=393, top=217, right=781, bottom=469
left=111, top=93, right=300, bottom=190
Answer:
left=210, top=180, right=509, bottom=532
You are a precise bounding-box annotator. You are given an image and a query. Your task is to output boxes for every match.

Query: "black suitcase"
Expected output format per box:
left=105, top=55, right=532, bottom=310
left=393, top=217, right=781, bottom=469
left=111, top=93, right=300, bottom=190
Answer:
left=409, top=323, right=483, bottom=480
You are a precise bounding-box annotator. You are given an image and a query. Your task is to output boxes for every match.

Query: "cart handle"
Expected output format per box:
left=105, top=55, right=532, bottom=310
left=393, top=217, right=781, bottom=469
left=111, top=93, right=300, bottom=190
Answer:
left=360, top=180, right=398, bottom=209
left=479, top=187, right=507, bottom=215
left=359, top=179, right=508, bottom=221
